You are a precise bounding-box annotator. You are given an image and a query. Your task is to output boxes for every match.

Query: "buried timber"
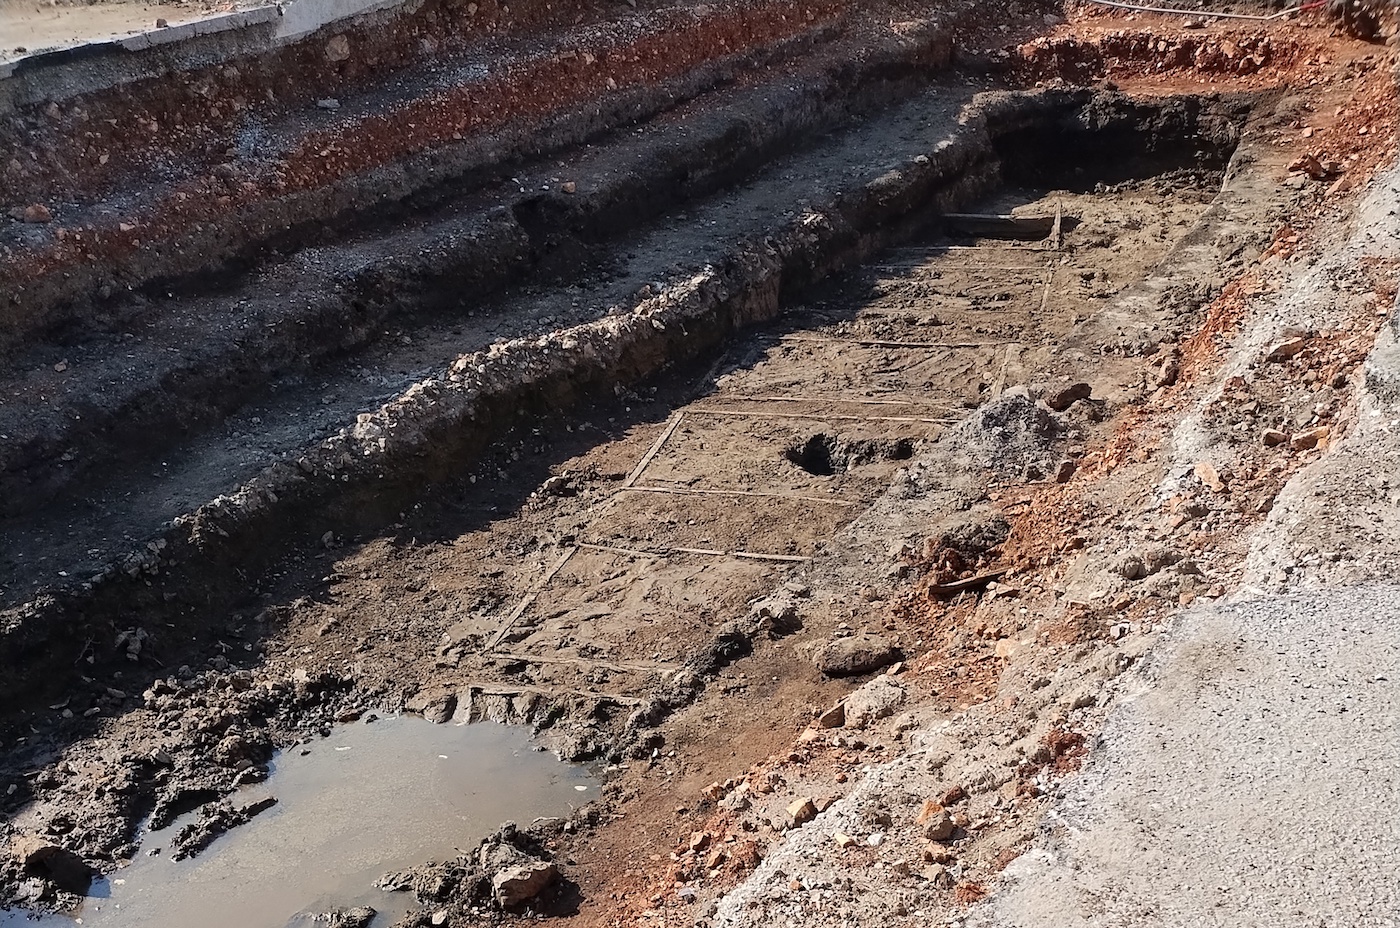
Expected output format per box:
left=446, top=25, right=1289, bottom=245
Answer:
left=0, top=84, right=1270, bottom=926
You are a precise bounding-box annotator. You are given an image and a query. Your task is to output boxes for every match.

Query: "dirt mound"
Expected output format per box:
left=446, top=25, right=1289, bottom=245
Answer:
left=951, top=390, right=1062, bottom=479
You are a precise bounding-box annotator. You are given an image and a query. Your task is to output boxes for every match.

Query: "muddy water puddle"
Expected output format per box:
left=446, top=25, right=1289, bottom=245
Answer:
left=2, top=718, right=594, bottom=928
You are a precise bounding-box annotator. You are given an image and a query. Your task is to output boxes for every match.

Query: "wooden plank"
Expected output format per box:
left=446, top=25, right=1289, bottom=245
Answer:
left=688, top=406, right=955, bottom=425
left=927, top=569, right=1008, bottom=598
left=486, top=546, right=580, bottom=650
left=624, top=411, right=686, bottom=488
left=579, top=541, right=811, bottom=563
left=621, top=485, right=857, bottom=507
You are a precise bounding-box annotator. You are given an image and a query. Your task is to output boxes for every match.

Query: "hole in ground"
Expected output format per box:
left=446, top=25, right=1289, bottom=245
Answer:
left=785, top=435, right=916, bottom=476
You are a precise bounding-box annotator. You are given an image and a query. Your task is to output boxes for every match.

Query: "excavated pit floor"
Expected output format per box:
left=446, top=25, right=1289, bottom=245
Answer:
left=0, top=82, right=1261, bottom=923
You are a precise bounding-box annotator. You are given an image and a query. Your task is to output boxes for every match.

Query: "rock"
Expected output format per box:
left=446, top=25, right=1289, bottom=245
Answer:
left=1287, top=153, right=1326, bottom=179
left=833, top=831, right=857, bottom=849
left=562, top=182, right=577, bottom=195
left=1054, top=459, right=1077, bottom=483
left=750, top=591, right=803, bottom=637
left=1114, top=554, right=1146, bottom=581
left=155, top=17, right=168, bottom=27
left=1262, top=428, right=1289, bottom=446
left=9, top=835, right=92, bottom=894
left=842, top=676, right=906, bottom=729
left=290, top=907, right=376, bottom=928
left=1155, top=351, right=1181, bottom=388
left=994, top=638, right=1022, bottom=659
left=316, top=98, right=341, bottom=110
left=786, top=797, right=817, bottom=828
left=916, top=801, right=956, bottom=841
left=408, top=690, right=458, bottom=723
left=1042, top=382, right=1091, bottom=412
left=16, top=204, right=52, bottom=223
left=325, top=34, right=352, bottom=62
left=720, top=789, right=750, bottom=813
left=1326, top=174, right=1353, bottom=197
left=1194, top=460, right=1228, bottom=493
left=492, top=860, right=558, bottom=908
left=1266, top=336, right=1310, bottom=361
left=540, top=474, right=573, bottom=496
left=924, top=863, right=955, bottom=889
left=815, top=701, right=845, bottom=729
left=1290, top=426, right=1329, bottom=451
left=814, top=633, right=902, bottom=677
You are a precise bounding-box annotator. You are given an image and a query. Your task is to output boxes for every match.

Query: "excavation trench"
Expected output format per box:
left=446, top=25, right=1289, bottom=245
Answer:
left=0, top=13, right=958, bottom=519
left=0, top=84, right=1269, bottom=920
left=0, top=88, right=1248, bottom=720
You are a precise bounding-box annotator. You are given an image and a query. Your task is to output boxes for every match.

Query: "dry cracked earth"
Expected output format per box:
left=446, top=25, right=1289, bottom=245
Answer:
left=1, top=0, right=1399, bottom=926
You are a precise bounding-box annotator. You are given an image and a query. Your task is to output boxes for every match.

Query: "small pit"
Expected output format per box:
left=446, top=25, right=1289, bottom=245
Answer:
left=785, top=434, right=917, bottom=476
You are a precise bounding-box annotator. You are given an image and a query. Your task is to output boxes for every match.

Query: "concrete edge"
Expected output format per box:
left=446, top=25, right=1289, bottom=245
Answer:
left=0, top=0, right=416, bottom=112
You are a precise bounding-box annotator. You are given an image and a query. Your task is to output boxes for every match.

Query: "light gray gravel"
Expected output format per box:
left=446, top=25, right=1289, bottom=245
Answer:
left=966, top=587, right=1400, bottom=928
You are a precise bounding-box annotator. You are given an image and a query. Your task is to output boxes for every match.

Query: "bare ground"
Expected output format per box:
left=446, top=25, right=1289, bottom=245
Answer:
left=2, top=2, right=1399, bottom=927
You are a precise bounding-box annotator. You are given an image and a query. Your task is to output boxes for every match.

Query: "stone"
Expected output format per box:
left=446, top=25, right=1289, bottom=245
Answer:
left=540, top=474, right=573, bottom=495
left=842, top=676, right=906, bottom=729
left=325, top=34, right=352, bottom=62
left=316, top=98, right=341, bottom=110
left=19, top=204, right=52, bottom=223
left=492, top=860, right=558, bottom=908
left=833, top=831, right=857, bottom=848
left=562, top=182, right=577, bottom=194
left=1262, top=428, right=1289, bottom=446
left=786, top=797, right=817, bottom=828
left=1054, top=460, right=1077, bottom=483
left=1266, top=336, right=1310, bottom=361
left=815, top=701, right=845, bottom=729
left=305, top=907, right=377, bottom=928
left=750, top=593, right=802, bottom=637
left=814, top=633, right=902, bottom=677
left=1194, top=460, right=1228, bottom=493
left=407, top=690, right=458, bottom=724
left=924, top=864, right=955, bottom=889
left=1114, top=554, right=1146, bottom=581
left=922, top=843, right=954, bottom=864
left=1042, top=382, right=1091, bottom=412
left=1287, top=153, right=1326, bottom=179
left=9, top=835, right=92, bottom=894
left=720, top=789, right=750, bottom=813
left=1290, top=426, right=1329, bottom=451
left=916, top=801, right=956, bottom=841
